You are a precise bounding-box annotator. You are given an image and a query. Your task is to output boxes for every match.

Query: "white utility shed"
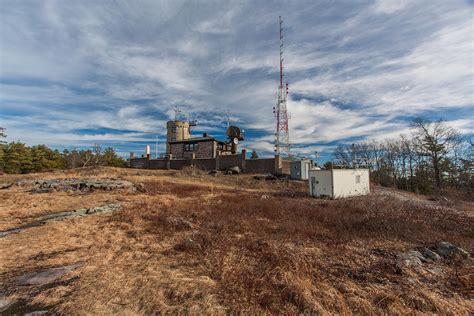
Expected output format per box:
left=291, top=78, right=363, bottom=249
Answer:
left=290, top=159, right=313, bottom=180
left=308, top=169, right=370, bottom=199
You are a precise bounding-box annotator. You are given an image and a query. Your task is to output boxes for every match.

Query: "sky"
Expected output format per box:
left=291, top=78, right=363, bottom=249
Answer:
left=0, top=0, right=473, bottom=163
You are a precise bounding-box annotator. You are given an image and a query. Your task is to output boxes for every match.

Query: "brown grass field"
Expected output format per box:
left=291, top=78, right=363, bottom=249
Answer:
left=0, top=167, right=473, bottom=314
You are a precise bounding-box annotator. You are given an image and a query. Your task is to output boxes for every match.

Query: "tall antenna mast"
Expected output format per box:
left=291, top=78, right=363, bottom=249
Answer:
left=226, top=109, right=231, bottom=128
left=273, top=16, right=290, bottom=157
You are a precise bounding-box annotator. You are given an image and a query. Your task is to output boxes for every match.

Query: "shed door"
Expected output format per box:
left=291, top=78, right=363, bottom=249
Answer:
left=310, top=176, right=316, bottom=196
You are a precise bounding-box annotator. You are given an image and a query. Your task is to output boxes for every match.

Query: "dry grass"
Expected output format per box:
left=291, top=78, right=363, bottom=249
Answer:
left=0, top=167, right=473, bottom=314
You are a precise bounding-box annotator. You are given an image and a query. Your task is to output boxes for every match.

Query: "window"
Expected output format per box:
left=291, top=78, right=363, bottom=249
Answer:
left=172, top=127, right=177, bottom=133
left=171, top=137, right=176, bottom=142
left=184, top=143, right=198, bottom=151
left=356, top=175, right=361, bottom=183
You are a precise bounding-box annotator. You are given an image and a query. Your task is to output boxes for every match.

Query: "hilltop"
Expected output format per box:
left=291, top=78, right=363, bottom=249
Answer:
left=0, top=167, right=472, bottom=314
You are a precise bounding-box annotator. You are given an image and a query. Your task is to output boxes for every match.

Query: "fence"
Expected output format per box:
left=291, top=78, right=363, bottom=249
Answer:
left=130, top=150, right=286, bottom=174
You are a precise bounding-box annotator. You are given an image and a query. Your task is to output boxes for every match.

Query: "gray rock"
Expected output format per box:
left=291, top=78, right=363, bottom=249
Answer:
left=435, top=241, right=470, bottom=259
left=0, top=298, right=15, bottom=312
left=0, top=183, right=13, bottom=190
left=24, top=311, right=48, bottom=316
left=0, top=204, right=121, bottom=238
left=30, top=178, right=137, bottom=193
left=226, top=166, right=240, bottom=175
left=18, top=263, right=82, bottom=286
left=419, top=247, right=441, bottom=261
left=0, top=228, right=22, bottom=238
left=398, top=250, right=426, bottom=267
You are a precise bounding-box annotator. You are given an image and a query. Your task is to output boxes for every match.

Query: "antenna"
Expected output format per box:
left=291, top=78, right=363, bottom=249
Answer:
left=225, top=109, right=231, bottom=128
left=174, top=107, right=182, bottom=121
left=274, top=16, right=290, bottom=157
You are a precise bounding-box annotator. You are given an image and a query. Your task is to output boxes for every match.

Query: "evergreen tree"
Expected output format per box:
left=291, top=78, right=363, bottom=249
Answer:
left=250, top=149, right=259, bottom=159
left=3, top=142, right=33, bottom=173
left=31, top=145, right=65, bottom=171
left=102, top=147, right=125, bottom=167
left=0, top=127, right=6, bottom=143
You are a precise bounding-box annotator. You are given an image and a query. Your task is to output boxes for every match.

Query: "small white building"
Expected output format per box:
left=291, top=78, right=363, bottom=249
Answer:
left=290, top=159, right=313, bottom=180
left=308, top=169, right=370, bottom=199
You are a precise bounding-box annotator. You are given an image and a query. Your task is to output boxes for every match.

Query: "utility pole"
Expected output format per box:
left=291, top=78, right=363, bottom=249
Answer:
left=273, top=16, right=290, bottom=157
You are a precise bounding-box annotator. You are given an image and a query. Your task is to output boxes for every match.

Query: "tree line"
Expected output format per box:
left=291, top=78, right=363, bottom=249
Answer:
left=0, top=128, right=125, bottom=174
left=328, top=119, right=472, bottom=195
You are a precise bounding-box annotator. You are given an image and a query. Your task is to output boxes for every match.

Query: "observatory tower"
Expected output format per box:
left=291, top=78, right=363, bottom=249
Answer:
left=166, top=109, right=196, bottom=154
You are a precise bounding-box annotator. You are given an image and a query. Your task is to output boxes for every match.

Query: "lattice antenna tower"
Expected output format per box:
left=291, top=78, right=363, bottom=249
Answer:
left=273, top=16, right=290, bottom=156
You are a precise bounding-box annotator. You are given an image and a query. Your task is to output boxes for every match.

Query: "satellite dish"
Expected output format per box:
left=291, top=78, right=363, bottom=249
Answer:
left=233, top=138, right=238, bottom=145
left=227, top=125, right=240, bottom=138
left=227, top=125, right=244, bottom=140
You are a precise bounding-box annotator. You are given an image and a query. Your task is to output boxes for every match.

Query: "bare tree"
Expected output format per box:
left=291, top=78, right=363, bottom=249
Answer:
left=328, top=119, right=469, bottom=196
left=400, top=135, right=416, bottom=191
left=80, top=150, right=93, bottom=167
left=91, top=144, right=103, bottom=167
left=411, top=119, right=462, bottom=190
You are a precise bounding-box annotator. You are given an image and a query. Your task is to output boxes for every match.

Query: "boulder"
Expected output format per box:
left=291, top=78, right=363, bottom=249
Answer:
left=419, top=247, right=441, bottom=261
left=435, top=241, right=470, bottom=259
left=226, top=166, right=240, bottom=175
left=398, top=250, right=425, bottom=267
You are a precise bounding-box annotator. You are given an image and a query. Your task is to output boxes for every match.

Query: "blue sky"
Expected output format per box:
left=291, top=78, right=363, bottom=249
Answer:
left=0, top=0, right=473, bottom=162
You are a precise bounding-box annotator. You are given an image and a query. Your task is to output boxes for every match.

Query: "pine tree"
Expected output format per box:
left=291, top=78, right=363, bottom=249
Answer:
left=3, top=142, right=33, bottom=173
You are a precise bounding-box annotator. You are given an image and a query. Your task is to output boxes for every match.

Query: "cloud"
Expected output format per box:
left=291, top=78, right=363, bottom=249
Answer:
left=0, top=0, right=472, bottom=159
left=371, top=0, right=410, bottom=14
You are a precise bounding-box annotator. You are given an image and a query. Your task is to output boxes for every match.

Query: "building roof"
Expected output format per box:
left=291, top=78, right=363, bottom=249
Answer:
left=168, top=136, right=216, bottom=144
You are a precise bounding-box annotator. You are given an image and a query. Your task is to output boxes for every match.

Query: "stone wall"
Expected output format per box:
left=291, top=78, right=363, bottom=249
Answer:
left=218, top=154, right=243, bottom=170
left=245, top=158, right=275, bottom=174
left=170, top=159, right=192, bottom=170
left=192, top=158, right=217, bottom=170
left=130, top=157, right=149, bottom=169
left=130, top=151, right=289, bottom=175
left=148, top=159, right=168, bottom=169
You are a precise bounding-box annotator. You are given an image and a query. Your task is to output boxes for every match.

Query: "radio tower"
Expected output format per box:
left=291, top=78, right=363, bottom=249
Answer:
left=273, top=16, right=290, bottom=156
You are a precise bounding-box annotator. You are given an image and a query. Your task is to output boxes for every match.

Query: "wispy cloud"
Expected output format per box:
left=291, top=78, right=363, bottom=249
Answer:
left=0, top=0, right=472, bottom=159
